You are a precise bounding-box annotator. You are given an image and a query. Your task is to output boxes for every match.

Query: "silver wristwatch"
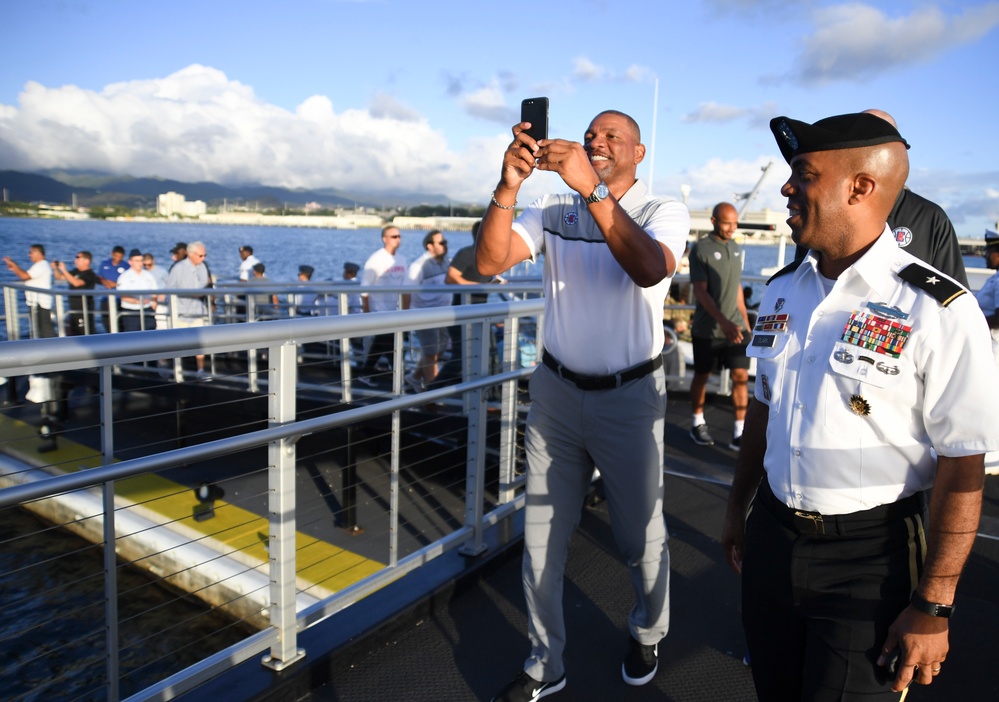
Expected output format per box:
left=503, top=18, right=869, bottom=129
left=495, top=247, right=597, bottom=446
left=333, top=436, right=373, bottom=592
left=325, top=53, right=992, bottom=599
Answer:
left=585, top=181, right=609, bottom=204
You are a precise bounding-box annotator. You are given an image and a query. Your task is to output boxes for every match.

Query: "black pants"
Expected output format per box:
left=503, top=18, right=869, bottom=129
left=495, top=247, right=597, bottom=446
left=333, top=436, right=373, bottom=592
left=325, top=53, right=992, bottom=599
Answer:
left=66, top=311, right=96, bottom=336
left=30, top=305, right=56, bottom=339
left=120, top=310, right=157, bottom=332
left=742, top=480, right=925, bottom=701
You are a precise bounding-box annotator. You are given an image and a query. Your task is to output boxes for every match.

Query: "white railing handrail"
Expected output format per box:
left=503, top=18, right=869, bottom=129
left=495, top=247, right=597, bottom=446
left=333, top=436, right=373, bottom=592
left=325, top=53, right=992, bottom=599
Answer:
left=0, top=296, right=542, bottom=701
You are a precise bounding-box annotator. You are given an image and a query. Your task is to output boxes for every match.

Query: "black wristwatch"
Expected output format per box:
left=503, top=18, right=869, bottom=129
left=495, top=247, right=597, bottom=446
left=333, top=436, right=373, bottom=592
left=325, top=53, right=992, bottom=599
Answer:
left=909, top=592, right=954, bottom=618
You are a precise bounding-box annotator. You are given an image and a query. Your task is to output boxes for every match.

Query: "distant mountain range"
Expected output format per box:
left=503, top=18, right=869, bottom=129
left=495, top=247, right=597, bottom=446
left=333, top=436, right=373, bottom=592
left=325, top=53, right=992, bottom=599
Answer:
left=0, top=170, right=453, bottom=210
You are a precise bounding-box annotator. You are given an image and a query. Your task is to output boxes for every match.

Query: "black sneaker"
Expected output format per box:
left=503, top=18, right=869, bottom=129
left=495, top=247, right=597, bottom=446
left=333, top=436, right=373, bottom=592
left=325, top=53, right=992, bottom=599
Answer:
left=491, top=671, right=566, bottom=701
left=689, top=424, right=714, bottom=446
left=728, top=435, right=742, bottom=451
left=622, top=637, right=659, bottom=686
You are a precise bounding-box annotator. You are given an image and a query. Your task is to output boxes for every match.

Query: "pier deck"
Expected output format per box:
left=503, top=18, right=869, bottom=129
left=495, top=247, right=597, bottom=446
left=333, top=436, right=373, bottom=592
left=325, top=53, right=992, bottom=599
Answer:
left=189, top=392, right=999, bottom=701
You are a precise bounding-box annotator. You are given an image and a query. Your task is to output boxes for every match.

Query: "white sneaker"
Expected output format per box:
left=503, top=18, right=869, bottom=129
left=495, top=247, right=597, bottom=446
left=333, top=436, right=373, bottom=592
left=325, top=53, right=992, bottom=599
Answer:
left=405, top=371, right=424, bottom=393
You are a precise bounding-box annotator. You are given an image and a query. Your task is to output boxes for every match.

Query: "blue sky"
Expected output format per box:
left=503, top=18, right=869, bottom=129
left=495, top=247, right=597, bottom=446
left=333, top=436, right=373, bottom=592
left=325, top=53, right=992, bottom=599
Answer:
left=1, top=0, right=997, bottom=236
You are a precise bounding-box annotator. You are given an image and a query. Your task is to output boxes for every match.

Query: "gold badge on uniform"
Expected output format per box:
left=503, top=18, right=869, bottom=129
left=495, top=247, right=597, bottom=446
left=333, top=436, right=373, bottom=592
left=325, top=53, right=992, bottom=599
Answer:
left=849, top=394, right=871, bottom=416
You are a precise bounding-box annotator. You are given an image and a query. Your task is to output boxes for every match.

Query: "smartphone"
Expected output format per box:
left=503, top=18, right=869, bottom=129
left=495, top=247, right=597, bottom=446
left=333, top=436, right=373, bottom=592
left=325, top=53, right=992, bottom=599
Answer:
left=521, top=97, right=549, bottom=143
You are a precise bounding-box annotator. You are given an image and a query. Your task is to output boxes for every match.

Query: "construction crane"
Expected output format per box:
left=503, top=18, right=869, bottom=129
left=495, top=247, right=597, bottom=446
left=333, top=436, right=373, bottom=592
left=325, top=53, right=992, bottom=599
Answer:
left=734, top=161, right=775, bottom=217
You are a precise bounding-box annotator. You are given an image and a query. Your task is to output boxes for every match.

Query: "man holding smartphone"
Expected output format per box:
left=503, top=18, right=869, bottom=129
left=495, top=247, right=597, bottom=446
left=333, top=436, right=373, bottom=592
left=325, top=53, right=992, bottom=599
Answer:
left=478, top=109, right=689, bottom=700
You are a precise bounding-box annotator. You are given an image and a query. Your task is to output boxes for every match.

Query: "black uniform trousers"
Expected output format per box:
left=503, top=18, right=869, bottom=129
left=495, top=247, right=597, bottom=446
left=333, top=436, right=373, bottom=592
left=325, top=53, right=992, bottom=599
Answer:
left=742, top=479, right=926, bottom=701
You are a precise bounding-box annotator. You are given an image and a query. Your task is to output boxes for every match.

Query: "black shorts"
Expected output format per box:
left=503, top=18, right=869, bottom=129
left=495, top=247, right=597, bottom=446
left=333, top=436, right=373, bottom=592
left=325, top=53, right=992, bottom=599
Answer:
left=691, top=336, right=750, bottom=374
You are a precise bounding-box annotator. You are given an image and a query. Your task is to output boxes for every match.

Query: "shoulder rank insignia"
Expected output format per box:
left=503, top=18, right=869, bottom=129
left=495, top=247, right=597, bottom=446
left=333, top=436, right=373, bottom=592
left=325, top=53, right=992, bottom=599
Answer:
left=896, top=263, right=966, bottom=307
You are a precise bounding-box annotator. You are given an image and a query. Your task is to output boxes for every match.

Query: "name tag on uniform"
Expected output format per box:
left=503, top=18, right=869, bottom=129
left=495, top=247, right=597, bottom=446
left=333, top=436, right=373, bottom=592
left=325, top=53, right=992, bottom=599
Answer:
left=752, top=334, right=777, bottom=348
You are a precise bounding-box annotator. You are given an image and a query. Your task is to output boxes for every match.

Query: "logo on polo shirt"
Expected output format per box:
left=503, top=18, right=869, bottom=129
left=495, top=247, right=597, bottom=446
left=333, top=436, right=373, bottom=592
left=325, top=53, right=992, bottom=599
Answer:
left=893, top=226, right=913, bottom=247
left=564, top=211, right=579, bottom=225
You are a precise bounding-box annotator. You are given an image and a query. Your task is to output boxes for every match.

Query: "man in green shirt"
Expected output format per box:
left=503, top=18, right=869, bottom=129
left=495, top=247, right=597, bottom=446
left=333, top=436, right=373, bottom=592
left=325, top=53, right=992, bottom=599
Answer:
left=688, top=202, right=752, bottom=449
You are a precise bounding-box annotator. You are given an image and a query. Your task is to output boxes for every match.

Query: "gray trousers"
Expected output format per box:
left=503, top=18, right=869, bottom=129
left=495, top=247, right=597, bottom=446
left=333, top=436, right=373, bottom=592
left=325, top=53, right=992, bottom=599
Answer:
left=522, top=363, right=671, bottom=682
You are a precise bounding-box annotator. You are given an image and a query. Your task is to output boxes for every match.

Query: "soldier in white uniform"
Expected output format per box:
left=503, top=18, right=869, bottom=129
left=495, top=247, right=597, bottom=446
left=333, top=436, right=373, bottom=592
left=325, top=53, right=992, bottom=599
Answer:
left=722, top=112, right=999, bottom=700
left=479, top=110, right=689, bottom=701
left=974, top=229, right=999, bottom=362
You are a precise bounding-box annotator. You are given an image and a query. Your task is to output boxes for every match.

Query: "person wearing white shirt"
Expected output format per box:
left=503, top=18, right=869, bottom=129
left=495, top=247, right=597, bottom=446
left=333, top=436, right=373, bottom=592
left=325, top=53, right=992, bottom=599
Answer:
left=723, top=112, right=999, bottom=699
left=116, top=249, right=159, bottom=332
left=479, top=110, right=688, bottom=699
left=4, top=243, right=55, bottom=338
left=237, top=245, right=261, bottom=282
left=974, top=230, right=999, bottom=364
left=357, top=226, right=409, bottom=385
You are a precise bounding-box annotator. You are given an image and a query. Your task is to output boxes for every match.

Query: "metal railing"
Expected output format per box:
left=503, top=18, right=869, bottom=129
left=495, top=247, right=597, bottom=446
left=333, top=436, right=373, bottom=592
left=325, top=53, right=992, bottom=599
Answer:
left=0, top=294, right=542, bottom=701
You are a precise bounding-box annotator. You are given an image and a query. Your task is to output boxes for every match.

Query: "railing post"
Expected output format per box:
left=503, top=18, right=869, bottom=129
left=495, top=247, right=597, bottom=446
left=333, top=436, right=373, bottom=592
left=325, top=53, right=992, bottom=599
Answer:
left=261, top=341, right=306, bottom=671
left=498, top=315, right=520, bottom=505
left=389, top=330, right=404, bottom=567
left=460, top=319, right=488, bottom=557
left=100, top=366, right=120, bottom=701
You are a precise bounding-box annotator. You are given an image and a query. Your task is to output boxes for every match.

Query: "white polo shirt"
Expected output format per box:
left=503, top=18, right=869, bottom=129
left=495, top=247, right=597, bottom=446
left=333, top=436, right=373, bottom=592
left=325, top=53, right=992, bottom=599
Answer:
left=749, top=227, right=999, bottom=515
left=25, top=260, right=53, bottom=310
left=238, top=254, right=261, bottom=281
left=512, top=179, right=689, bottom=375
left=116, top=269, right=159, bottom=310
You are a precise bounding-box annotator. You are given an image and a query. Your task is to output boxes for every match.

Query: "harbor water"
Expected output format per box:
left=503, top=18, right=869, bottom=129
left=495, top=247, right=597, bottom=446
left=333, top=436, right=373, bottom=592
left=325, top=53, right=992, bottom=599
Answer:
left=0, top=216, right=987, bottom=293
left=0, top=505, right=249, bottom=701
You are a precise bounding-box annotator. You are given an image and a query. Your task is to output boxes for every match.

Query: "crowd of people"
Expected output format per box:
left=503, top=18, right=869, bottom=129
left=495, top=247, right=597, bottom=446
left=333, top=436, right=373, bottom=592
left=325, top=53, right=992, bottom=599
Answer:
left=4, top=105, right=998, bottom=702
left=3, top=240, right=209, bottom=338
left=2, top=227, right=506, bottom=390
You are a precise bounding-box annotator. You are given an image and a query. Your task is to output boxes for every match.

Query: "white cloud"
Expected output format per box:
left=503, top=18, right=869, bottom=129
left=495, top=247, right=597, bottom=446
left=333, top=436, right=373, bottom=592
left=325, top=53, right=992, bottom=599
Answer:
left=573, top=57, right=606, bottom=82
left=368, top=91, right=422, bottom=122
left=0, top=64, right=507, bottom=203
left=906, top=168, right=999, bottom=229
left=793, top=2, right=999, bottom=85
left=622, top=64, right=656, bottom=83
left=573, top=57, right=655, bottom=84
left=682, top=102, right=752, bottom=123
left=459, top=83, right=518, bottom=125
left=660, top=156, right=789, bottom=213
left=682, top=101, right=779, bottom=130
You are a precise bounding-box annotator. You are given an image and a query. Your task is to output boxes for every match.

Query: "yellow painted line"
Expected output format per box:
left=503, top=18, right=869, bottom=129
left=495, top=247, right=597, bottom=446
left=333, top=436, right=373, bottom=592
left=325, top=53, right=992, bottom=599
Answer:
left=0, top=413, right=384, bottom=592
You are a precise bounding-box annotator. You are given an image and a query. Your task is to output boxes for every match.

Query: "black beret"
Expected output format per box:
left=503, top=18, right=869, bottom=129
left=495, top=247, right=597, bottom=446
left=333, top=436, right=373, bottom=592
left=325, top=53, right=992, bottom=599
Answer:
left=299, top=265, right=315, bottom=277
left=343, top=261, right=360, bottom=275
left=128, top=248, right=143, bottom=259
left=770, top=113, right=910, bottom=163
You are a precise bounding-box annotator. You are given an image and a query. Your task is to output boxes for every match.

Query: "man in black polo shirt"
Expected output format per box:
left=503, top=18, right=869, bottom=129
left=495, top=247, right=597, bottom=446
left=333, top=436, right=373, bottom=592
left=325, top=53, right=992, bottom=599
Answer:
left=53, top=251, right=99, bottom=335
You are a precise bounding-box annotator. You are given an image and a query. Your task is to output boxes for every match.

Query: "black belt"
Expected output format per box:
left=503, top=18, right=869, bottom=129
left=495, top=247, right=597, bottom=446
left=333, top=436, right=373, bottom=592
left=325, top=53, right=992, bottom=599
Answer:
left=542, top=350, right=662, bottom=391
left=757, top=477, right=925, bottom=536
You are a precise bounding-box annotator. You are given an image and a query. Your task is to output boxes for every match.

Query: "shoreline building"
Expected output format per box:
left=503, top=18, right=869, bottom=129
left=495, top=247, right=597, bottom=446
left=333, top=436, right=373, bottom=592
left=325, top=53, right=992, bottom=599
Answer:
left=158, top=191, right=207, bottom=218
